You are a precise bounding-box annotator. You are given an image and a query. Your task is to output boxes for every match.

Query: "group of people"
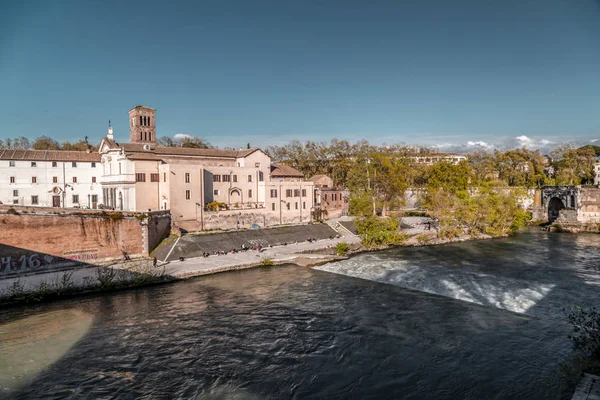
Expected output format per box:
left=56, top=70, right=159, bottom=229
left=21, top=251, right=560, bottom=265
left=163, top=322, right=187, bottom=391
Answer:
left=209, top=244, right=265, bottom=257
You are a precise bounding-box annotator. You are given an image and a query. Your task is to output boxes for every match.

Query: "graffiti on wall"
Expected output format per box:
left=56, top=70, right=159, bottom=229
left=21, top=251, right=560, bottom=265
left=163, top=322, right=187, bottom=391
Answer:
left=62, top=248, right=100, bottom=261
left=0, top=254, right=60, bottom=275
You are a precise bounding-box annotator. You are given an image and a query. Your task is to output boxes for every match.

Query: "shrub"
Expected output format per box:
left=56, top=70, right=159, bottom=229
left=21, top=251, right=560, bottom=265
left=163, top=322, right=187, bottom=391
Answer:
left=206, top=201, right=226, bottom=211
left=96, top=267, right=117, bottom=288
left=566, top=306, right=600, bottom=360
left=109, top=212, right=124, bottom=220
left=356, top=217, right=408, bottom=248
left=7, top=208, right=18, bottom=215
left=260, top=258, right=274, bottom=266
left=336, top=242, right=349, bottom=256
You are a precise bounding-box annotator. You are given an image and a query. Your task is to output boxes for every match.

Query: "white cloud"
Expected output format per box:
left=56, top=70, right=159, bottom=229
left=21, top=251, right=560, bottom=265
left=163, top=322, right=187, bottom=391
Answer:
left=173, top=133, right=193, bottom=140
left=516, top=135, right=531, bottom=144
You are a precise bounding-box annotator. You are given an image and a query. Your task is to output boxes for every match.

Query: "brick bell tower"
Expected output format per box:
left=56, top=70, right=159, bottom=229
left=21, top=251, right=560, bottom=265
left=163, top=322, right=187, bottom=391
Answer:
left=129, top=105, right=156, bottom=144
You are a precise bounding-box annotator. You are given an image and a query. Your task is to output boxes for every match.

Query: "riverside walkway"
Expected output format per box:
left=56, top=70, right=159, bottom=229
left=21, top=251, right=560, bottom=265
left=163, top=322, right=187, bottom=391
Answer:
left=0, top=236, right=361, bottom=297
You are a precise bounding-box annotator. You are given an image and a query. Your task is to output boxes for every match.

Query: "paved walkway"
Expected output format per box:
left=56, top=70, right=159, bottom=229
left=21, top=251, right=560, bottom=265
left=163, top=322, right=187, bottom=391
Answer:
left=0, top=236, right=361, bottom=296
left=572, top=374, right=600, bottom=400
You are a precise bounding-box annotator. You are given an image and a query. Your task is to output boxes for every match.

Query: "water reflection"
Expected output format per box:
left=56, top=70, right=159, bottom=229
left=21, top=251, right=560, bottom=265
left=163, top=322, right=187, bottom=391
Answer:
left=0, top=309, right=94, bottom=392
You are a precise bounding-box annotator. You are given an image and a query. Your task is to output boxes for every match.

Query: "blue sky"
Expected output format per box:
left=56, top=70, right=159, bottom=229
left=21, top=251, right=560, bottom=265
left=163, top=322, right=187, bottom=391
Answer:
left=1, top=0, right=599, bottom=152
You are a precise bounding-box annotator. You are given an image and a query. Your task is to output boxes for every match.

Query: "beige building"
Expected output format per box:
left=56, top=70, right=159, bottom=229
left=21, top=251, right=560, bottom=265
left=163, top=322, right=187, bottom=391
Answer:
left=308, top=174, right=349, bottom=219
left=98, top=105, right=314, bottom=231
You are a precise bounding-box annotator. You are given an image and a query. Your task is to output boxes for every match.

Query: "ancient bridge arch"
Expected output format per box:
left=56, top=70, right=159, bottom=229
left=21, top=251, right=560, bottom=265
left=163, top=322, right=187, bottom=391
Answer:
left=540, top=186, right=578, bottom=222
left=547, top=197, right=564, bottom=222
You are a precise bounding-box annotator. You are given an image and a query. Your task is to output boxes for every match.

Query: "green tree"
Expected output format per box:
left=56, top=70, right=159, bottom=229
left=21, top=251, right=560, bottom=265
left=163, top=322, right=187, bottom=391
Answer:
left=555, top=147, right=597, bottom=185
left=156, top=135, right=212, bottom=148
left=33, top=136, right=61, bottom=150
left=494, top=148, right=547, bottom=187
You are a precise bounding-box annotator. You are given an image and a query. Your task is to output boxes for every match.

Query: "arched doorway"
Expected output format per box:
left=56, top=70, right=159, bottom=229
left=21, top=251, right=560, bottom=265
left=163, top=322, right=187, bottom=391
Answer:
left=548, top=197, right=564, bottom=222
left=230, top=188, right=242, bottom=207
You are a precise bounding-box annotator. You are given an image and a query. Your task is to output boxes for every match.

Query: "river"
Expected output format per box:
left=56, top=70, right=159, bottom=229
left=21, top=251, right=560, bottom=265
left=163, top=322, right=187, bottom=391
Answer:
left=0, top=230, right=598, bottom=399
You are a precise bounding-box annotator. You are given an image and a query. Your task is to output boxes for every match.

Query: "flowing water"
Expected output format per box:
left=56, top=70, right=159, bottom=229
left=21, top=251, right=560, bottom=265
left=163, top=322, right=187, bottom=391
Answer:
left=0, top=230, right=598, bottom=399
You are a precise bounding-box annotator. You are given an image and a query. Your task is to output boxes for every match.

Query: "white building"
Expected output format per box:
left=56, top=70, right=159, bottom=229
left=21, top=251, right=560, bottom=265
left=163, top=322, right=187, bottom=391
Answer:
left=0, top=105, right=316, bottom=231
left=0, top=149, right=102, bottom=208
left=96, top=105, right=315, bottom=231
left=595, top=157, right=600, bottom=185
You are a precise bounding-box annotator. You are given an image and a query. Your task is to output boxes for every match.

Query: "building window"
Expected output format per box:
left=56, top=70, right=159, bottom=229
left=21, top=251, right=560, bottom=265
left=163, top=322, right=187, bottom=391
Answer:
left=185, top=173, right=190, bottom=183
left=9, top=161, right=15, bottom=167
left=213, top=189, right=219, bottom=196
left=303, top=202, right=306, bottom=209
left=213, top=175, right=221, bottom=182
left=53, top=176, right=58, bottom=183
left=72, top=162, right=77, bottom=167
left=10, top=176, right=15, bottom=184
left=324, top=194, right=328, bottom=201
left=151, top=173, right=159, bottom=182
left=255, top=162, right=260, bottom=168
left=185, top=190, right=191, bottom=200
left=52, top=161, right=57, bottom=167
left=31, top=161, right=37, bottom=167
left=270, top=189, right=277, bottom=198
left=13, top=189, right=18, bottom=197
left=233, top=175, right=237, bottom=183
left=248, top=175, right=252, bottom=182
left=31, top=195, right=38, bottom=205
left=294, top=189, right=300, bottom=197
left=248, top=189, right=252, bottom=198
left=73, top=195, right=79, bottom=203
left=32, top=177, right=37, bottom=183
left=13, top=199, right=18, bottom=205
left=92, top=176, right=97, bottom=183
left=272, top=203, right=276, bottom=211
left=73, top=177, right=77, bottom=183
left=286, top=189, right=293, bottom=197
left=91, top=162, right=96, bottom=168
left=136, top=173, right=146, bottom=182
left=259, top=171, right=264, bottom=182
left=163, top=172, right=166, bottom=182
left=302, top=189, right=306, bottom=197
left=295, top=202, right=298, bottom=209
left=286, top=203, right=290, bottom=210
left=92, top=195, right=98, bottom=203
left=222, top=174, right=230, bottom=182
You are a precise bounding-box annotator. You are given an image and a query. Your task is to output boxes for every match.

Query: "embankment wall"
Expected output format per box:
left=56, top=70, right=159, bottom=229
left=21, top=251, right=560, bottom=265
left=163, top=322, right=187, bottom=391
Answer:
left=0, top=206, right=171, bottom=277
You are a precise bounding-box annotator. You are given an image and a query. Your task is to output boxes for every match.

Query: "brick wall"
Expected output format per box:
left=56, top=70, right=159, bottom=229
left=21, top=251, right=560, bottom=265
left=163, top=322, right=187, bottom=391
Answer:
left=0, top=206, right=170, bottom=277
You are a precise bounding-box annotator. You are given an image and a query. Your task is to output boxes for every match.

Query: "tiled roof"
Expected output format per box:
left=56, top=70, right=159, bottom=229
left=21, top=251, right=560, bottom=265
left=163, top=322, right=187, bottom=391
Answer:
left=0, top=149, right=101, bottom=162
left=105, top=140, right=262, bottom=159
left=308, top=174, right=330, bottom=182
left=270, top=163, right=304, bottom=177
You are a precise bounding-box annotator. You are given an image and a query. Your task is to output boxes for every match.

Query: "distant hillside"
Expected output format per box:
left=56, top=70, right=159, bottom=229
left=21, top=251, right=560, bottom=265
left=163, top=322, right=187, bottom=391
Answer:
left=578, top=144, right=600, bottom=157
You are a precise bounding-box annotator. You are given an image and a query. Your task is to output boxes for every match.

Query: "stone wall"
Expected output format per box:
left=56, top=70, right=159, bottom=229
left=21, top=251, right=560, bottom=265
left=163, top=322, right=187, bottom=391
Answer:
left=0, top=206, right=170, bottom=277
left=143, top=211, right=173, bottom=255
left=578, top=186, right=600, bottom=223
left=174, top=208, right=312, bottom=232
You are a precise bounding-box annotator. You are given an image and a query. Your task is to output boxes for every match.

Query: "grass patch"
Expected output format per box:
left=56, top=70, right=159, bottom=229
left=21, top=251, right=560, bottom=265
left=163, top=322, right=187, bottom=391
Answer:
left=336, top=242, right=349, bottom=256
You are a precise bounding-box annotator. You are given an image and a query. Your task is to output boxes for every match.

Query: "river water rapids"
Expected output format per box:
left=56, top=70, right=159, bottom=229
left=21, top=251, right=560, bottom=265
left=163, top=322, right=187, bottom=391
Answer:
left=0, top=230, right=598, bottom=399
